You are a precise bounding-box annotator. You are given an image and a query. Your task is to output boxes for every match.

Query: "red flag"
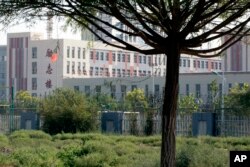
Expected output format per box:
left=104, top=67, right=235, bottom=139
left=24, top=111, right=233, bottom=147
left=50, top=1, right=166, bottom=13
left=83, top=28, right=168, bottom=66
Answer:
left=51, top=53, right=58, bottom=62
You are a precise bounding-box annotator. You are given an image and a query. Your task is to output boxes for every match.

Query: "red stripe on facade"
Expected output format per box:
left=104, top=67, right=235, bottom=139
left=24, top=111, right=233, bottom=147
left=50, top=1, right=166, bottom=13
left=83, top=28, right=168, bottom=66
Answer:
left=109, top=51, right=112, bottom=65
left=130, top=66, right=134, bottom=76
left=208, top=60, right=211, bottom=71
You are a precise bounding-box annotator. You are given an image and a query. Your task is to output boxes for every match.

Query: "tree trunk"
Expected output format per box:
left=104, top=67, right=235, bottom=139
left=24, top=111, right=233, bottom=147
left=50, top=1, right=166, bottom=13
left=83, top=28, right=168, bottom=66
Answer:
left=160, top=41, right=180, bottom=167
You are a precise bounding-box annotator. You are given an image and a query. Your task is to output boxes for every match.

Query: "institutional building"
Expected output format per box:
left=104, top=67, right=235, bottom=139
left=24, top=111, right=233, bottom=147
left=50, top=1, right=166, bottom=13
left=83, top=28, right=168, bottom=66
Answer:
left=0, top=45, right=6, bottom=101
left=5, top=32, right=222, bottom=98
left=63, top=72, right=250, bottom=104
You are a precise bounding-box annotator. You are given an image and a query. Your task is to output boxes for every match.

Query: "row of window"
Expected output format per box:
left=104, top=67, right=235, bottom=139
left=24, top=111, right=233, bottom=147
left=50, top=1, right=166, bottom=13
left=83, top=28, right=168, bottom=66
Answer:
left=90, top=50, right=166, bottom=66
left=180, top=58, right=222, bottom=70
left=66, top=61, right=86, bottom=74
left=75, top=84, right=162, bottom=99
left=67, top=47, right=86, bottom=59
left=89, top=67, right=165, bottom=77
left=185, top=83, right=242, bottom=98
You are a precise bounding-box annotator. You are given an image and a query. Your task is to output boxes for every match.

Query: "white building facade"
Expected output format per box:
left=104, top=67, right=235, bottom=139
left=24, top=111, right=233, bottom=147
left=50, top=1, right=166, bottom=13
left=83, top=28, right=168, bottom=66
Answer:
left=6, top=32, right=222, bottom=97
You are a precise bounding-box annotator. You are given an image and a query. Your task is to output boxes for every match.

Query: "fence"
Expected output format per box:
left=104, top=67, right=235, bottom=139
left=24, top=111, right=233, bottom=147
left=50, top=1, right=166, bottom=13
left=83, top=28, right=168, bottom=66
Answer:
left=216, top=114, right=250, bottom=136
left=0, top=114, right=21, bottom=133
left=119, top=114, right=192, bottom=136
left=1, top=110, right=250, bottom=137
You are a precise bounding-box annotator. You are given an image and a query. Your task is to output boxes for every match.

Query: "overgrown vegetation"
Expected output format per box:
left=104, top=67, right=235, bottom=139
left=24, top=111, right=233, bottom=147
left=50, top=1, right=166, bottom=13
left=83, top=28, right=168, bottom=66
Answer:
left=0, top=130, right=249, bottom=167
left=40, top=88, right=98, bottom=134
left=225, top=83, right=250, bottom=115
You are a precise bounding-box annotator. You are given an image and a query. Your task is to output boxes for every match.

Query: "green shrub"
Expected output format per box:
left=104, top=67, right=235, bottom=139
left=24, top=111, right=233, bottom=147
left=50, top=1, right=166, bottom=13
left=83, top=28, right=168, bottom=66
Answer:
left=11, top=146, right=63, bottom=167
left=9, top=130, right=52, bottom=140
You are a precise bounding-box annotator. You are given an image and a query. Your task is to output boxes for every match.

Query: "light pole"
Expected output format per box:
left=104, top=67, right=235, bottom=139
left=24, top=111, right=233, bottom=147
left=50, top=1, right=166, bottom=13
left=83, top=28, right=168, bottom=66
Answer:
left=212, top=70, right=225, bottom=136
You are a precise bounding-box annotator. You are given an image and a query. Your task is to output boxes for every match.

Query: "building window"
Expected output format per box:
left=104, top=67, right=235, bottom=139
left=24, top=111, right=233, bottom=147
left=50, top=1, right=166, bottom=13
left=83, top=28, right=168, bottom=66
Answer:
left=78, top=47, right=81, bottom=58
left=143, top=56, right=146, bottom=64
left=131, top=85, right=137, bottom=91
left=201, top=61, right=204, bottom=69
left=183, top=59, right=186, bottom=67
left=32, top=78, right=37, bottom=90
left=158, top=56, right=161, bottom=65
left=96, top=85, right=101, bottom=94
left=95, top=67, right=99, bottom=76
left=139, top=55, right=142, bottom=63
left=193, top=60, right=196, bottom=68
left=74, top=86, right=80, bottom=91
left=72, top=62, right=75, bottom=74
left=100, top=52, right=104, bottom=60
left=112, top=52, right=116, bottom=61
left=117, top=69, right=121, bottom=77
left=82, top=63, right=86, bottom=75
left=90, top=51, right=93, bottom=59
left=180, top=58, right=182, bottom=67
left=219, top=63, right=222, bottom=70
left=112, top=68, right=116, bottom=77
left=90, top=67, right=93, bottom=76
left=67, top=61, right=70, bottom=74
left=163, top=56, right=166, bottom=65
left=145, top=84, right=148, bottom=97
left=122, top=54, right=125, bottom=62
left=111, top=85, right=116, bottom=98
left=205, top=61, right=208, bottom=68
left=32, top=47, right=37, bottom=58
left=215, top=62, right=218, bottom=69
left=155, top=84, right=160, bottom=96
left=134, top=55, right=137, bottom=63
left=117, top=53, right=121, bottom=62
left=148, top=56, right=152, bottom=66
left=67, top=46, right=70, bottom=58
left=195, top=84, right=201, bottom=98
left=105, top=52, right=108, bottom=61
left=96, top=52, right=99, bottom=60
left=211, top=62, right=214, bottom=69
left=78, top=62, right=81, bottom=74
left=187, top=60, right=190, bottom=67
left=72, top=47, right=75, bottom=58
left=219, top=83, right=222, bottom=97
left=127, top=54, right=130, bottom=62
left=197, top=61, right=200, bottom=68
left=85, top=86, right=90, bottom=96
left=121, top=85, right=126, bottom=99
left=82, top=48, right=85, bottom=59
left=228, top=83, right=232, bottom=91
left=134, top=70, right=137, bottom=76
left=122, top=69, right=125, bottom=77
left=186, top=84, right=189, bottom=96
left=32, top=62, right=37, bottom=74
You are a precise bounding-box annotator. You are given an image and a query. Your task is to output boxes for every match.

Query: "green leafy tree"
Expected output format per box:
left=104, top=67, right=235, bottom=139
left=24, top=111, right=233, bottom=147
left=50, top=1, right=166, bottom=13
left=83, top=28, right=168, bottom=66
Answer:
left=41, top=88, right=97, bottom=134
left=225, top=83, right=250, bottom=115
left=178, top=94, right=202, bottom=114
left=207, top=80, right=220, bottom=110
left=125, top=88, right=148, bottom=112
left=89, top=94, right=119, bottom=111
left=15, top=90, right=40, bottom=109
left=1, top=1, right=250, bottom=166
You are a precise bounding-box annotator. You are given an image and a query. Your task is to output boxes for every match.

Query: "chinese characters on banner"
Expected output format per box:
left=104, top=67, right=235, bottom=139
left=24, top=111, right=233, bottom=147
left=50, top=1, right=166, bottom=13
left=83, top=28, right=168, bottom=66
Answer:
left=45, top=49, right=54, bottom=89
left=45, top=41, right=59, bottom=89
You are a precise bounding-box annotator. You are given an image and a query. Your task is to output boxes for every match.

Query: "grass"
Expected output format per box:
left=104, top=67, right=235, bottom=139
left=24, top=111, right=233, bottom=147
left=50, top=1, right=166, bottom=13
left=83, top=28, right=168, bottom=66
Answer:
left=0, top=130, right=249, bottom=166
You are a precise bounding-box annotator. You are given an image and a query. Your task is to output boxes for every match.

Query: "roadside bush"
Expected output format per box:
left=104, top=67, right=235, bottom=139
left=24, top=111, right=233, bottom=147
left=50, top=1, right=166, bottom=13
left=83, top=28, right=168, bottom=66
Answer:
left=9, top=130, right=52, bottom=140
left=11, top=146, right=63, bottom=166
left=41, top=88, right=98, bottom=135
